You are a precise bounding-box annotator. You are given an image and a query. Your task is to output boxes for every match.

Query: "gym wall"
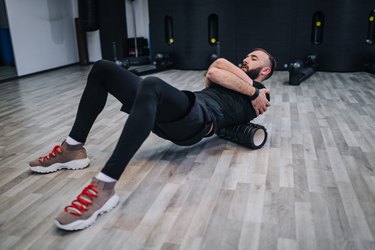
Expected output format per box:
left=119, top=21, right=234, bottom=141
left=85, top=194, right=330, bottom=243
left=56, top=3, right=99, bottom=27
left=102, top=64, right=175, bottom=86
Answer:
left=149, top=0, right=236, bottom=69
left=148, top=0, right=375, bottom=71
left=236, top=0, right=294, bottom=71
left=294, top=0, right=374, bottom=71
left=98, top=0, right=128, bottom=60
left=4, top=0, right=78, bottom=76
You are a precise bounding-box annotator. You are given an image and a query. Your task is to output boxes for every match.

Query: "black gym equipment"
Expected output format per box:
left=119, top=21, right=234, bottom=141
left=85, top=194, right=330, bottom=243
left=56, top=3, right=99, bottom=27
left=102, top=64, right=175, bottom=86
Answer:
left=285, top=54, right=319, bottom=85
left=209, top=42, right=221, bottom=64
left=112, top=42, right=130, bottom=69
left=78, top=0, right=99, bottom=32
left=217, top=123, right=268, bottom=150
left=76, top=0, right=100, bottom=65
left=366, top=10, right=375, bottom=45
left=208, top=14, right=220, bottom=65
left=130, top=52, right=174, bottom=76
left=165, top=15, right=174, bottom=45
left=208, top=14, right=219, bottom=45
left=362, top=10, right=375, bottom=74
left=311, top=11, right=324, bottom=45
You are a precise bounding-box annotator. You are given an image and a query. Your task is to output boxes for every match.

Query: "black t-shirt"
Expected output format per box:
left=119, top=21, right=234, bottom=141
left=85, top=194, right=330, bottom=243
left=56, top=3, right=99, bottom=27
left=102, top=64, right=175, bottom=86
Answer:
left=194, top=81, right=269, bottom=131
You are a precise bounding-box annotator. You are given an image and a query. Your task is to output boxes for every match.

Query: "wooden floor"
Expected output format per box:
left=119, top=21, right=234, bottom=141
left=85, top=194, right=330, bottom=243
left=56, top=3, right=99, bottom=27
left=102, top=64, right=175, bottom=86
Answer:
left=0, top=64, right=375, bottom=250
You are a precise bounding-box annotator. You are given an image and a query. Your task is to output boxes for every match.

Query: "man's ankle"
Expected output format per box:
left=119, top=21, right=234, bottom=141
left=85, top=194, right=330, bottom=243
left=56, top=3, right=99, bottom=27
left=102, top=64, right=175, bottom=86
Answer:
left=66, top=136, right=83, bottom=146
left=96, top=172, right=117, bottom=183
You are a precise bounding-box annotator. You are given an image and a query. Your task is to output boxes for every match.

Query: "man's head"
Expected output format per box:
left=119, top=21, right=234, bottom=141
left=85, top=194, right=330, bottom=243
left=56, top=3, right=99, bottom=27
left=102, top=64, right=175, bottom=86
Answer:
left=240, top=48, right=276, bottom=82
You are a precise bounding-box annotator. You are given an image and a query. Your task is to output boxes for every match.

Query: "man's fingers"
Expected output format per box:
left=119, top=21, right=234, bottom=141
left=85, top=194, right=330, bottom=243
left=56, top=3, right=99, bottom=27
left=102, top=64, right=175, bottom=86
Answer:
left=256, top=106, right=267, bottom=116
left=252, top=91, right=271, bottom=116
left=264, top=107, right=268, bottom=113
left=255, top=108, right=260, bottom=116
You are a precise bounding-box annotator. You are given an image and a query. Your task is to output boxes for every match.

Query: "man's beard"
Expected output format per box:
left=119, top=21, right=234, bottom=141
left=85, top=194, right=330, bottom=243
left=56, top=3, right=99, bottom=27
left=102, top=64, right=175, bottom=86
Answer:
left=240, top=64, right=262, bottom=80
left=246, top=66, right=262, bottom=80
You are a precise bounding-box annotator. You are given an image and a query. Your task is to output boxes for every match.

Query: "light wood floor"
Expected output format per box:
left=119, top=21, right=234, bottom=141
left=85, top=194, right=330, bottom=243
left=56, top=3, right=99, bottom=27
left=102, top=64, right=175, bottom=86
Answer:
left=0, top=64, right=374, bottom=250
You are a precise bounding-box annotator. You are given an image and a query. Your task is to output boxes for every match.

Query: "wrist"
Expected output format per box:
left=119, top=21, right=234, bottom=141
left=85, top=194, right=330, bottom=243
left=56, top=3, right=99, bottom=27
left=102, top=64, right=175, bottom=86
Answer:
left=249, top=88, right=259, bottom=101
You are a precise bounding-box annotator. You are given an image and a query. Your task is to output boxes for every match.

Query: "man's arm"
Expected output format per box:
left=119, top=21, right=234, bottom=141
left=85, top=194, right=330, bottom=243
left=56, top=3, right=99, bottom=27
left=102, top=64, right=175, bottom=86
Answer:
left=206, top=67, right=255, bottom=95
left=208, top=58, right=252, bottom=85
left=205, top=60, right=271, bottom=116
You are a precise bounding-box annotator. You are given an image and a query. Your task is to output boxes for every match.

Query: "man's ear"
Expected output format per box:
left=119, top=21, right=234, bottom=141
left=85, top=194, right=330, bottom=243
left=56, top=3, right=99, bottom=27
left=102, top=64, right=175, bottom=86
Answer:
left=261, top=67, right=271, bottom=77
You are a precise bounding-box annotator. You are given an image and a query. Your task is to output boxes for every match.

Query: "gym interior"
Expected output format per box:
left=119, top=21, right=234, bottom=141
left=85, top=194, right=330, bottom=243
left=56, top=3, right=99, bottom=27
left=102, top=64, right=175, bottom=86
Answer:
left=0, top=0, right=374, bottom=249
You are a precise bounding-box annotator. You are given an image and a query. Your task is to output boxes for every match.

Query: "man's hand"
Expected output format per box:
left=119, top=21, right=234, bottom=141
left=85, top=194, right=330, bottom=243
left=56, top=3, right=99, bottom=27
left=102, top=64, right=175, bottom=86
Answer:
left=204, top=76, right=213, bottom=88
left=251, top=88, right=271, bottom=116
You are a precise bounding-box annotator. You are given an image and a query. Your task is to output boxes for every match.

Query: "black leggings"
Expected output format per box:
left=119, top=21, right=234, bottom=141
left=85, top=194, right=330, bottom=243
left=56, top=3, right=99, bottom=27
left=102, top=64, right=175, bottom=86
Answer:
left=69, top=60, right=191, bottom=179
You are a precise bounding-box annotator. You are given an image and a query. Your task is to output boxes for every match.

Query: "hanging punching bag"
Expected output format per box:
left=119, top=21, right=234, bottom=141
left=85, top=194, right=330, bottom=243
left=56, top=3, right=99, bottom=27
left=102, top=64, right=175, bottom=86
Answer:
left=208, top=14, right=219, bottom=45
left=165, top=15, right=174, bottom=45
left=366, top=10, right=375, bottom=45
left=311, top=11, right=324, bottom=45
left=78, top=0, right=99, bottom=31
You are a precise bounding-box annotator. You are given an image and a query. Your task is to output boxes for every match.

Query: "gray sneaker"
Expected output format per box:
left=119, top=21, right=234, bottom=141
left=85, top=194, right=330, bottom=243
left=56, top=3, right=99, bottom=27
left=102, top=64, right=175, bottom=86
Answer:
left=29, top=141, right=90, bottom=173
left=54, top=178, right=119, bottom=231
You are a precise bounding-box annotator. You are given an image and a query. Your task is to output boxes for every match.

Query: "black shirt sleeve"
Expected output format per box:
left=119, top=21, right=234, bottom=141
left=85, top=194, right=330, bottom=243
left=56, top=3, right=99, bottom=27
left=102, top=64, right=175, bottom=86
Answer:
left=194, top=81, right=271, bottom=130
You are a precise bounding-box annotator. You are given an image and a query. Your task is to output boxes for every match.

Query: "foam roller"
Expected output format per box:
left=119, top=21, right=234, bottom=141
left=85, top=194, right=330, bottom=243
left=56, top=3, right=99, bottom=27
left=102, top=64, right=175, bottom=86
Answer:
left=217, top=123, right=268, bottom=149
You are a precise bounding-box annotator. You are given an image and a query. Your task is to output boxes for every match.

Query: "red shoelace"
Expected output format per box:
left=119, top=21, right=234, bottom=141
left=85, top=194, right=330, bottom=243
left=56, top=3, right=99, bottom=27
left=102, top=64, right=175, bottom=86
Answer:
left=64, top=184, right=99, bottom=216
left=38, top=145, right=63, bottom=163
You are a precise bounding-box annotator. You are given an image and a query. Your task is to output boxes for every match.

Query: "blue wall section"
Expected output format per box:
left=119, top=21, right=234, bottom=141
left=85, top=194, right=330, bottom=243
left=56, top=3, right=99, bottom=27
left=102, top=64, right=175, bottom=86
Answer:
left=0, top=28, right=14, bottom=65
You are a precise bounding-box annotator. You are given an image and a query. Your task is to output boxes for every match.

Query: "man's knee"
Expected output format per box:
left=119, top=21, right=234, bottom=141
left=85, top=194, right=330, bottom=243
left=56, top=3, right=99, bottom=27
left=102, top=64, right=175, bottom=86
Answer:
left=91, top=60, right=112, bottom=73
left=87, top=60, right=117, bottom=86
left=138, top=76, right=162, bottom=94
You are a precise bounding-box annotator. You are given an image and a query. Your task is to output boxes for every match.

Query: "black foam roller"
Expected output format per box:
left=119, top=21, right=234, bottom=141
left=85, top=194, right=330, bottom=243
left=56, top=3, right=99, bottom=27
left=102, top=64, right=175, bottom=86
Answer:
left=217, top=123, right=268, bottom=149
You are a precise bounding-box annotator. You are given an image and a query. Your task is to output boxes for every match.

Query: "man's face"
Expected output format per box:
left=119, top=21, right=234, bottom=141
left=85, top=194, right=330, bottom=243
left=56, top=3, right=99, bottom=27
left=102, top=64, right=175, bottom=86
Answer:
left=246, top=66, right=263, bottom=80
left=241, top=50, right=270, bottom=80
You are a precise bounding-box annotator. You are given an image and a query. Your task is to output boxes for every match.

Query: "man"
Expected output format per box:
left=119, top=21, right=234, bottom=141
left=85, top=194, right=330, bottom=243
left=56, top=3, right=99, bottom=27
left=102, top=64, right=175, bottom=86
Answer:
left=29, top=48, right=276, bottom=231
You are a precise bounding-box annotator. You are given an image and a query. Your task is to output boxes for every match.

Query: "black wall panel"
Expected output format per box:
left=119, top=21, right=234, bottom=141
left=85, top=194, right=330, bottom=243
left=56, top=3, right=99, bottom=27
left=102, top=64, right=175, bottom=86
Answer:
left=294, top=0, right=374, bottom=71
left=98, top=0, right=128, bottom=60
left=149, top=0, right=185, bottom=68
left=149, top=0, right=236, bottom=69
left=149, top=0, right=374, bottom=71
left=236, top=0, right=294, bottom=69
left=180, top=0, right=237, bottom=69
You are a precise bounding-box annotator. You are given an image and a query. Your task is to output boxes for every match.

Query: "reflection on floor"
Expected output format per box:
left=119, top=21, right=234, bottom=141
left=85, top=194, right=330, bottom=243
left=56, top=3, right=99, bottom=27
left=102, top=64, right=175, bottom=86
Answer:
left=0, top=65, right=17, bottom=82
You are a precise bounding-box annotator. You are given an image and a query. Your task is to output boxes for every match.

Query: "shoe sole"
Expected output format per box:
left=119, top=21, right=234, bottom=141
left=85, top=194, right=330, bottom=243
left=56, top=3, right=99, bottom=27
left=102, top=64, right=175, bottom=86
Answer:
left=29, top=158, right=90, bottom=173
left=54, top=194, right=120, bottom=231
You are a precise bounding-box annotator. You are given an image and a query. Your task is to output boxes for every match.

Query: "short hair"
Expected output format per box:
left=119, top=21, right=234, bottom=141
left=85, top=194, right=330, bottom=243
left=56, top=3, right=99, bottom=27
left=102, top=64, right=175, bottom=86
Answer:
left=253, top=48, right=277, bottom=80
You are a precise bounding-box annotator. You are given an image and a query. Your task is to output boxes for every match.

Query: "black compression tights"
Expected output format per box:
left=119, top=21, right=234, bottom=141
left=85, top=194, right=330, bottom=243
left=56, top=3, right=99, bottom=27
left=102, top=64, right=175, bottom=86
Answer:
left=69, top=60, right=190, bottom=180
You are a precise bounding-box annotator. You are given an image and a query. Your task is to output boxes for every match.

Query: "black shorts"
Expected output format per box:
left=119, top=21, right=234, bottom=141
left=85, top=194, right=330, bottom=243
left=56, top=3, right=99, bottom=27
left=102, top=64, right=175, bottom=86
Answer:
left=152, top=91, right=213, bottom=146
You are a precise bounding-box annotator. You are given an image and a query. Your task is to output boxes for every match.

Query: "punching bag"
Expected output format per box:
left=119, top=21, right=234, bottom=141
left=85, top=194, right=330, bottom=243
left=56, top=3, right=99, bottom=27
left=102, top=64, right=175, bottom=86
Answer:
left=311, top=11, right=324, bottom=46
left=164, top=15, right=174, bottom=45
left=78, top=0, right=99, bottom=31
left=366, top=10, right=375, bottom=45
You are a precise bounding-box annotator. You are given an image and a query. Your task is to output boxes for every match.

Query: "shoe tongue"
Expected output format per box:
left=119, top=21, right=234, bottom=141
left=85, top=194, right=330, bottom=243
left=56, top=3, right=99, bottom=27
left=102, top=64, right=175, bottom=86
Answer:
left=62, top=141, right=83, bottom=151
left=91, top=178, right=107, bottom=190
left=91, top=178, right=116, bottom=190
left=91, top=178, right=100, bottom=185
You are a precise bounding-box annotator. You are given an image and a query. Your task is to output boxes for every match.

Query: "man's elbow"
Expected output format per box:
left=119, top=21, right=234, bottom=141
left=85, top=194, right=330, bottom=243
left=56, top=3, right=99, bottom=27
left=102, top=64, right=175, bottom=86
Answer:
left=206, top=67, right=219, bottom=81
left=213, top=58, right=228, bottom=68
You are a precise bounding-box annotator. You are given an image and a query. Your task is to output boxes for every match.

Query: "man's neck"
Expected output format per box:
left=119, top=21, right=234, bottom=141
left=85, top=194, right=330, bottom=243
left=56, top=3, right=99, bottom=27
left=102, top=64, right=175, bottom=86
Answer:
left=254, top=77, right=263, bottom=83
